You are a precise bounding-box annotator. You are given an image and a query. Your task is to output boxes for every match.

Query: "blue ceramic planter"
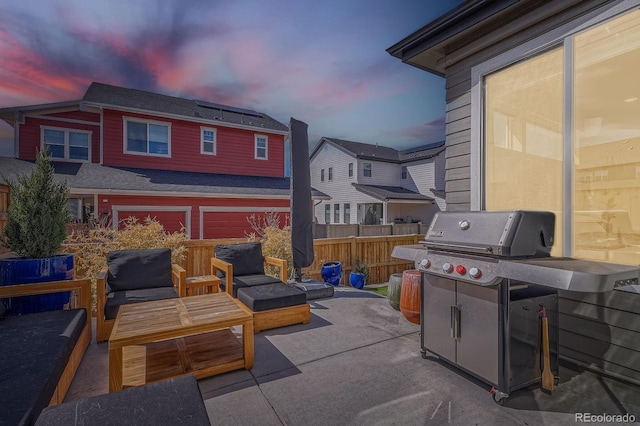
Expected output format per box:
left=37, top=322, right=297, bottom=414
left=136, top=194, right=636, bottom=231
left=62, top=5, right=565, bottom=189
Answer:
left=321, top=261, right=342, bottom=286
left=0, top=254, right=74, bottom=315
left=349, top=272, right=366, bottom=289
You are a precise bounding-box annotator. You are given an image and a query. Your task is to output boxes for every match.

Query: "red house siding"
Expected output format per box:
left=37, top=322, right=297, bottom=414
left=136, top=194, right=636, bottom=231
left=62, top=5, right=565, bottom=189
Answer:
left=115, top=210, right=188, bottom=234
left=101, top=109, right=285, bottom=177
left=96, top=194, right=290, bottom=239
left=202, top=211, right=289, bottom=239
left=18, top=112, right=101, bottom=162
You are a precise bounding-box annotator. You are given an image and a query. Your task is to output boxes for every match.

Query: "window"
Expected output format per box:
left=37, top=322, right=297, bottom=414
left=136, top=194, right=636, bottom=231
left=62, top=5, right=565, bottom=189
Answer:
left=362, top=203, right=382, bottom=225
left=255, top=135, right=268, bottom=159
left=334, top=204, right=340, bottom=223
left=401, top=166, right=408, bottom=179
left=328, top=167, right=333, bottom=181
left=42, top=127, right=90, bottom=162
left=321, top=169, right=325, bottom=182
left=482, top=8, right=640, bottom=262
left=201, top=128, right=216, bottom=155
left=348, top=162, right=353, bottom=177
left=124, top=118, right=170, bottom=156
left=363, top=162, right=372, bottom=177
left=344, top=203, right=350, bottom=224
left=325, top=204, right=331, bottom=224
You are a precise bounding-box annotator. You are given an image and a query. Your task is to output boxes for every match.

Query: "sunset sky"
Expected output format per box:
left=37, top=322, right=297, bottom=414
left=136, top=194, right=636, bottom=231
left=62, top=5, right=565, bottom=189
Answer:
left=0, top=0, right=462, bottom=157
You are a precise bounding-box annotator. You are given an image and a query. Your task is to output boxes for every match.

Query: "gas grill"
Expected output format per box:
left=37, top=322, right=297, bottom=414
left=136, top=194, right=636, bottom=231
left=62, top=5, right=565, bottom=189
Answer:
left=391, top=210, right=640, bottom=404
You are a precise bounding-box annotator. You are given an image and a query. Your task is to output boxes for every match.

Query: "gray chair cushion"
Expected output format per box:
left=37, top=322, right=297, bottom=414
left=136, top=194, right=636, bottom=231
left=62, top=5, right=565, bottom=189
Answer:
left=214, top=242, right=265, bottom=277
left=221, top=274, right=282, bottom=297
left=106, top=248, right=173, bottom=292
left=237, top=283, right=307, bottom=312
left=1, top=309, right=87, bottom=426
left=104, top=287, right=179, bottom=320
left=35, top=376, right=210, bottom=426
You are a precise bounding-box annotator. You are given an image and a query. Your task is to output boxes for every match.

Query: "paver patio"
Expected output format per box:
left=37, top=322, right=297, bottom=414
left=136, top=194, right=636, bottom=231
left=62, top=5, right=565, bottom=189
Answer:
left=65, top=286, right=640, bottom=425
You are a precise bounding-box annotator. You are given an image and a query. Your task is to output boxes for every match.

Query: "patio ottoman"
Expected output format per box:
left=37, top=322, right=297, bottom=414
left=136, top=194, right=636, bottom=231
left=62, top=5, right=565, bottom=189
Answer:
left=35, top=376, right=210, bottom=425
left=236, top=283, right=310, bottom=333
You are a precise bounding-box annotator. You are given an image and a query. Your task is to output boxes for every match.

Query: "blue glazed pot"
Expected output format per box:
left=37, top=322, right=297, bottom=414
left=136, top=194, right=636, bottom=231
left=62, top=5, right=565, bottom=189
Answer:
left=321, top=261, right=342, bottom=286
left=349, top=272, right=366, bottom=289
left=0, top=254, right=74, bottom=315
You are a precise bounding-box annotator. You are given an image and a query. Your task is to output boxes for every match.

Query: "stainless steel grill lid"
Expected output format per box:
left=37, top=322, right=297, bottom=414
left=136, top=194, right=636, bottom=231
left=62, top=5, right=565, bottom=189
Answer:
left=424, top=210, right=555, bottom=258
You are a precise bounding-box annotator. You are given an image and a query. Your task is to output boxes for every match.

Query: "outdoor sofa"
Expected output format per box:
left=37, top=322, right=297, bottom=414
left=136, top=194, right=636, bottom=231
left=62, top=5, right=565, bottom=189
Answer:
left=0, top=278, right=92, bottom=426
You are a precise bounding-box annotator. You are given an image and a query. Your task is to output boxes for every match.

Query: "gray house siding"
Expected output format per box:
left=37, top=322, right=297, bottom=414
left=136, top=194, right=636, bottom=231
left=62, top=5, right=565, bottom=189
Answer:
left=392, top=0, right=640, bottom=386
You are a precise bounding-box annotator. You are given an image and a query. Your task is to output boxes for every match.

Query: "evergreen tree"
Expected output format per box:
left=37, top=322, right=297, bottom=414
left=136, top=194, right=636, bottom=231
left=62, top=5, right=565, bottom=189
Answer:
left=1, top=148, right=71, bottom=258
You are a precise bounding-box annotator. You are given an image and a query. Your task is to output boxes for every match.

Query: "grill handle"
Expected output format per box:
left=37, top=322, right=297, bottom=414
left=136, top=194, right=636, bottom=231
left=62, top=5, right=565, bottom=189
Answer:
left=426, top=242, right=494, bottom=255
left=450, top=305, right=461, bottom=339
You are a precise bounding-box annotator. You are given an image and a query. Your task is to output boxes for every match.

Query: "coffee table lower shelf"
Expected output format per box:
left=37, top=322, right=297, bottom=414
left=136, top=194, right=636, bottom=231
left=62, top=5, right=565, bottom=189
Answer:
left=121, top=328, right=245, bottom=388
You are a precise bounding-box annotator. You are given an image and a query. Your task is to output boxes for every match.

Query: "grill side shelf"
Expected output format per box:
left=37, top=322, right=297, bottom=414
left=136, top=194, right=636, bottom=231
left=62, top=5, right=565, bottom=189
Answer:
left=503, top=259, right=640, bottom=292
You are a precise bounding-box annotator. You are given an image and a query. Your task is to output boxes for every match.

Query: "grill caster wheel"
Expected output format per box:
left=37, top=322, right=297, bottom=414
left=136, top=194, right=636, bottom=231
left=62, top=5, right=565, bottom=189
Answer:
left=491, top=388, right=508, bottom=405
left=420, top=349, right=427, bottom=359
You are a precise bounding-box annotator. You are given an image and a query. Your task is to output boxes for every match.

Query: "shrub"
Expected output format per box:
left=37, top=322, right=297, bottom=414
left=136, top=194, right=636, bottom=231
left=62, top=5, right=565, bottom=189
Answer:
left=246, top=212, right=294, bottom=279
left=1, top=148, right=71, bottom=258
left=63, top=216, right=187, bottom=313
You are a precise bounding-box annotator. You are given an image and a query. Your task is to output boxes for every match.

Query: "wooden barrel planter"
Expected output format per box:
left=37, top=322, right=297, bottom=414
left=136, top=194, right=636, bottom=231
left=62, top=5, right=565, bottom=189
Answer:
left=387, top=273, right=403, bottom=311
left=400, top=270, right=421, bottom=324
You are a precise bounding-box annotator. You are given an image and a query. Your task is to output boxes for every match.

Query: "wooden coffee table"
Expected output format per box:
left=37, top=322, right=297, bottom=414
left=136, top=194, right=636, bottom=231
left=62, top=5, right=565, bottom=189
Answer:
left=108, top=293, right=254, bottom=392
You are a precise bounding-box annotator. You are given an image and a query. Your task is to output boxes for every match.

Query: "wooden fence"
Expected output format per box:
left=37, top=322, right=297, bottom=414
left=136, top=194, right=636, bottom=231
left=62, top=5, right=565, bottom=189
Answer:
left=0, top=184, right=9, bottom=234
left=0, top=184, right=10, bottom=258
left=177, top=234, right=420, bottom=285
left=314, top=223, right=429, bottom=239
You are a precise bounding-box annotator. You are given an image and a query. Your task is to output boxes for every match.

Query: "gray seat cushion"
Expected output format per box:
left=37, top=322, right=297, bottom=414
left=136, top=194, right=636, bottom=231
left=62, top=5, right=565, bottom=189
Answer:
left=237, top=283, right=307, bottom=312
left=221, top=274, right=282, bottom=297
left=106, top=248, right=173, bottom=293
left=214, top=242, right=265, bottom=277
left=104, top=287, right=179, bottom=320
left=0, top=309, right=87, bottom=426
left=35, top=376, right=210, bottom=426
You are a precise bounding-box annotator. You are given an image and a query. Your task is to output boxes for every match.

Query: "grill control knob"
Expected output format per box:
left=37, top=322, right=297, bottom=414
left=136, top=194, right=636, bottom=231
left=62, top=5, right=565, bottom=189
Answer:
left=456, top=265, right=466, bottom=275
left=420, top=259, right=431, bottom=269
left=469, top=267, right=482, bottom=279
left=442, top=262, right=454, bottom=273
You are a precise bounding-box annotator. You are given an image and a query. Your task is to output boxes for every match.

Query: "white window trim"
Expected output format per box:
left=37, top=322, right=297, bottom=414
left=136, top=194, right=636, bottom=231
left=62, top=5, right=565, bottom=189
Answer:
left=254, top=134, right=268, bottom=160
left=200, top=127, right=217, bottom=155
left=123, top=116, right=171, bottom=157
left=40, top=125, right=91, bottom=163
left=328, top=167, right=333, bottom=181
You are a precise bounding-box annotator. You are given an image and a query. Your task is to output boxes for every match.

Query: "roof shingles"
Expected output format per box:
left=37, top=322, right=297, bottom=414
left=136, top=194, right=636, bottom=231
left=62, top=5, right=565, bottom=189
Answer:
left=82, top=82, right=288, bottom=133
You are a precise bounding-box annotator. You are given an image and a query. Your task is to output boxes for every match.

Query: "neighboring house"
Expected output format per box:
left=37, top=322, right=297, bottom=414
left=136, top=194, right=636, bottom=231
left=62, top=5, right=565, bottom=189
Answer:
left=387, top=0, right=640, bottom=385
left=0, top=82, right=327, bottom=238
left=309, top=137, right=445, bottom=225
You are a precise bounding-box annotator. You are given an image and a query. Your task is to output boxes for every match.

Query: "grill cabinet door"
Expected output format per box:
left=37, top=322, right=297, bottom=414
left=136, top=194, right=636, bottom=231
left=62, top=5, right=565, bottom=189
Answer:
left=422, top=276, right=456, bottom=361
left=455, top=281, right=499, bottom=385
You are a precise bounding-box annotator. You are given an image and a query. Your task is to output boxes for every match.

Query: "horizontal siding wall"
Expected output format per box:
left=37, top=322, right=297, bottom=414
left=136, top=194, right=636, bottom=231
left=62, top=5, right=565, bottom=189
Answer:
left=19, top=113, right=101, bottom=162
left=97, top=194, right=289, bottom=239
left=558, top=287, right=640, bottom=385
left=443, top=89, right=471, bottom=211
left=101, top=109, right=285, bottom=177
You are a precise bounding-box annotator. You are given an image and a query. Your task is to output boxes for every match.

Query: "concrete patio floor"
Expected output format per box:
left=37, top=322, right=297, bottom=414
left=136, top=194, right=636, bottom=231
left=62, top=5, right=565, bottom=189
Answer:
left=66, top=286, right=640, bottom=425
